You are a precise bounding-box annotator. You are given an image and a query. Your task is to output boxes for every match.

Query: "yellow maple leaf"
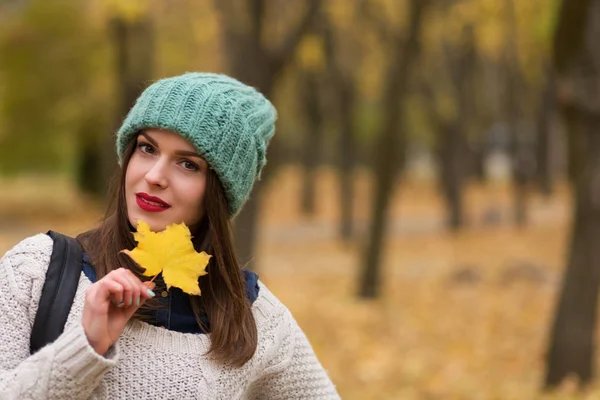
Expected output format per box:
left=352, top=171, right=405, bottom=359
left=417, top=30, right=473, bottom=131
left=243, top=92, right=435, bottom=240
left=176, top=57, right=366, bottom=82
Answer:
left=121, top=220, right=211, bottom=296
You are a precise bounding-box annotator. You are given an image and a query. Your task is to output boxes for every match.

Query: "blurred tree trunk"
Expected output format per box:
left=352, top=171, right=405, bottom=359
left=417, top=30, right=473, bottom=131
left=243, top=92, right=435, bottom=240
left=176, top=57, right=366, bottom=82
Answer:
left=470, top=141, right=487, bottom=182
left=437, top=122, right=466, bottom=230
left=112, top=15, right=154, bottom=136
left=441, top=27, right=476, bottom=231
left=76, top=115, right=106, bottom=196
left=422, top=26, right=475, bottom=231
left=320, top=13, right=357, bottom=241
left=468, top=55, right=489, bottom=185
left=565, top=106, right=583, bottom=183
left=425, top=107, right=467, bottom=231
left=535, top=63, right=557, bottom=197
left=215, top=0, right=321, bottom=270
left=545, top=0, right=600, bottom=388
left=337, top=77, right=357, bottom=240
left=505, top=0, right=528, bottom=226
left=420, top=87, right=457, bottom=228
left=358, top=0, right=430, bottom=299
left=546, top=110, right=600, bottom=387
left=77, top=14, right=154, bottom=199
left=299, top=70, right=323, bottom=216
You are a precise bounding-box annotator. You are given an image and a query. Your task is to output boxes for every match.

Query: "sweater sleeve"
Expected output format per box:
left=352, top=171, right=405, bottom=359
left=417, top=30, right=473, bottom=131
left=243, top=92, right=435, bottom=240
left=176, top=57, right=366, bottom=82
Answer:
left=247, top=310, right=340, bottom=400
left=0, top=235, right=118, bottom=399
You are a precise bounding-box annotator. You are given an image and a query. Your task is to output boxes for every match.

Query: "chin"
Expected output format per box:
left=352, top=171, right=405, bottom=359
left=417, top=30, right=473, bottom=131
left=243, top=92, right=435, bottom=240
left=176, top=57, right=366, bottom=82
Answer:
left=149, top=223, right=167, bottom=232
left=128, top=213, right=160, bottom=232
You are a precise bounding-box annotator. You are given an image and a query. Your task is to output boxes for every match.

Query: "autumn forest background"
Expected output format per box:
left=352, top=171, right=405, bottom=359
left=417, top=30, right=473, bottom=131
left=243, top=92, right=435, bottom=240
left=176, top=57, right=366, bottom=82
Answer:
left=1, top=0, right=599, bottom=398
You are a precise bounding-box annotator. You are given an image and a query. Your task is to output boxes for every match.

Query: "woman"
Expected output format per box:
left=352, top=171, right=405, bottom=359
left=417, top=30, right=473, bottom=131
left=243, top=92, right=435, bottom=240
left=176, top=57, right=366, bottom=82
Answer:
left=0, top=73, right=340, bottom=399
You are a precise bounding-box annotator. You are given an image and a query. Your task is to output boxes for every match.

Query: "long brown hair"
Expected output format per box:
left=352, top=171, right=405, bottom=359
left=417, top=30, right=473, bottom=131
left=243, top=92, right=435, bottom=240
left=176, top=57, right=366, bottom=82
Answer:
left=77, top=136, right=258, bottom=367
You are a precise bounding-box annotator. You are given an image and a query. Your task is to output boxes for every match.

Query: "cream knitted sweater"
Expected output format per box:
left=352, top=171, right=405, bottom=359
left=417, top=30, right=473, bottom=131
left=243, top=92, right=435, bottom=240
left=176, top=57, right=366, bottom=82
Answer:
left=0, top=234, right=340, bottom=399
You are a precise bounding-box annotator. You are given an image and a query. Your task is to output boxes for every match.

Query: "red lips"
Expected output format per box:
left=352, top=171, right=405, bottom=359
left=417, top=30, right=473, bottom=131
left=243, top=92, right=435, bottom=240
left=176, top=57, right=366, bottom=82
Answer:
left=135, top=192, right=171, bottom=212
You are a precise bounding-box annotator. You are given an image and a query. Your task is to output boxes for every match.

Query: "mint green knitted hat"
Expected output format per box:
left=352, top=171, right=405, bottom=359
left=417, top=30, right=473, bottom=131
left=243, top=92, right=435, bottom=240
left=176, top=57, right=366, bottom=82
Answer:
left=116, top=72, right=277, bottom=217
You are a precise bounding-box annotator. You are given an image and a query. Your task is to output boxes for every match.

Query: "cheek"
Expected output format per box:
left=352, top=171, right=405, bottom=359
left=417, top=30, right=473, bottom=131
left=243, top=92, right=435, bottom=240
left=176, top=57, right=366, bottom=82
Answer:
left=125, top=159, right=144, bottom=191
left=189, top=180, right=207, bottom=208
left=180, top=178, right=207, bottom=218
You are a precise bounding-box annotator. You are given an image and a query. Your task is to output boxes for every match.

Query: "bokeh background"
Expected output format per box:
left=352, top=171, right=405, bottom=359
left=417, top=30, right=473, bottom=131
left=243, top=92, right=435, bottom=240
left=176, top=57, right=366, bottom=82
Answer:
left=2, top=0, right=600, bottom=398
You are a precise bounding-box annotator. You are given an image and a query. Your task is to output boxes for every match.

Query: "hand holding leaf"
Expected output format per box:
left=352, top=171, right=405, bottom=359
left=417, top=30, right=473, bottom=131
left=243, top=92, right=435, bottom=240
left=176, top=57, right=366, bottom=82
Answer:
left=121, top=220, right=211, bottom=295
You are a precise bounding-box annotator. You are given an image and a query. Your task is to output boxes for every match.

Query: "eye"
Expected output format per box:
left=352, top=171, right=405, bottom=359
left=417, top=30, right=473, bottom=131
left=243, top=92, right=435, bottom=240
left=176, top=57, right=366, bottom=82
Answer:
left=180, top=159, right=200, bottom=172
left=137, top=142, right=155, bottom=154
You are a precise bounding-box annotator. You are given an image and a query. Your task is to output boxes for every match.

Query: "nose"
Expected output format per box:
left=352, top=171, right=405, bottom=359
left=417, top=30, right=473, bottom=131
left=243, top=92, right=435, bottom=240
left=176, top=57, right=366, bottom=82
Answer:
left=144, top=159, right=169, bottom=188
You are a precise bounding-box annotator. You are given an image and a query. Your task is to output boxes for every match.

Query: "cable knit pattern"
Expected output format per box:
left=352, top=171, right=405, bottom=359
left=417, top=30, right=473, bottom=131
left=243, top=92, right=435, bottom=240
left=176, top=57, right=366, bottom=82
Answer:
left=0, top=234, right=339, bottom=400
left=115, top=73, right=277, bottom=217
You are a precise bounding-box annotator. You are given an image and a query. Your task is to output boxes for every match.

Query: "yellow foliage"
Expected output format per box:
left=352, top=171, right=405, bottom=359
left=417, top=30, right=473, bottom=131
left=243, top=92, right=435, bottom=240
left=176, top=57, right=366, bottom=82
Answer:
left=325, top=1, right=353, bottom=30
left=297, top=34, right=325, bottom=71
left=103, top=0, right=147, bottom=21
left=424, top=0, right=556, bottom=69
left=122, top=220, right=211, bottom=295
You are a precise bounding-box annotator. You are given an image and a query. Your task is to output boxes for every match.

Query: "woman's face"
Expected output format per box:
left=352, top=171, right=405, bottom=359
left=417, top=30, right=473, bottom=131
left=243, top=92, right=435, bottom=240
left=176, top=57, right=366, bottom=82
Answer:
left=125, top=129, right=208, bottom=232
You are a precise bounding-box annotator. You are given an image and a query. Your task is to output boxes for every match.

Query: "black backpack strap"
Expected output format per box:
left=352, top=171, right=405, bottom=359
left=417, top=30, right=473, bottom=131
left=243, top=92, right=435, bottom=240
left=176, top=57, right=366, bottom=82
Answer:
left=30, top=231, right=84, bottom=354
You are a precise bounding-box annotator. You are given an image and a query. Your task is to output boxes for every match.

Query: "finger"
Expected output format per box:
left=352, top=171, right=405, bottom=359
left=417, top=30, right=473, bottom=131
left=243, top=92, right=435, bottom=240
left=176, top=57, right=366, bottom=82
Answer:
left=110, top=296, right=125, bottom=308
left=121, top=269, right=155, bottom=301
left=120, top=269, right=151, bottom=305
left=120, top=280, right=154, bottom=318
left=141, top=281, right=156, bottom=300
left=106, top=269, right=136, bottom=307
left=103, top=269, right=131, bottom=304
left=86, top=280, right=122, bottom=312
left=96, top=279, right=125, bottom=306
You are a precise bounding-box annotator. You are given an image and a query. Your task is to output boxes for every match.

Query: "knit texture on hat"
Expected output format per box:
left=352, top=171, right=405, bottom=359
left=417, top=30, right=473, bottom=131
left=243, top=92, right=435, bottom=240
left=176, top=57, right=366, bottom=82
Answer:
left=116, top=72, right=277, bottom=216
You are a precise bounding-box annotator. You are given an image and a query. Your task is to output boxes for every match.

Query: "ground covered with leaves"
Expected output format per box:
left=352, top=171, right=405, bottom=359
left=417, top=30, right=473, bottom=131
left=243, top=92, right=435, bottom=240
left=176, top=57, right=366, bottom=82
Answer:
left=1, top=168, right=599, bottom=399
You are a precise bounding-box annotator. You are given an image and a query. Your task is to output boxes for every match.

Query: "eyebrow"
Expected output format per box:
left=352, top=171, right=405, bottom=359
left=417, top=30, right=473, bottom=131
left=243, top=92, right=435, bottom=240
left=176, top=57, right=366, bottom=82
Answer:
left=174, top=149, right=204, bottom=159
left=139, top=132, right=204, bottom=160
